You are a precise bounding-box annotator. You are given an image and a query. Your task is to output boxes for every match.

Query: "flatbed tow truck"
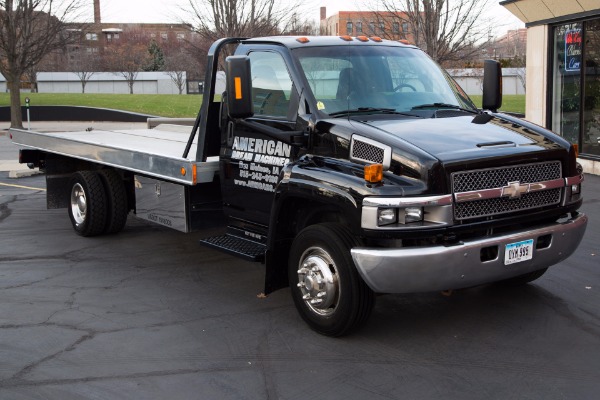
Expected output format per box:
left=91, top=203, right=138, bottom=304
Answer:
left=10, top=36, right=587, bottom=336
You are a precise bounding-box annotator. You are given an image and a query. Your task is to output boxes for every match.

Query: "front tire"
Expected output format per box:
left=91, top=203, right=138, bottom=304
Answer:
left=288, top=224, right=375, bottom=336
left=68, top=171, right=107, bottom=237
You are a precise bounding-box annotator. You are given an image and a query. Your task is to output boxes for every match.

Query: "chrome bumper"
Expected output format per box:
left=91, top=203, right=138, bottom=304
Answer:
left=351, top=213, right=588, bottom=293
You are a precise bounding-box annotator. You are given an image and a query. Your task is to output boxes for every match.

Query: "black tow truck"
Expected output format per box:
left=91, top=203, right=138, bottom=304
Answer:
left=11, top=36, right=587, bottom=336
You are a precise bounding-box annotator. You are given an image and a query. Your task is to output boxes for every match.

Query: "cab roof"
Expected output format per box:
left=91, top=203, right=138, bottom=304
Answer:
left=242, top=35, right=418, bottom=50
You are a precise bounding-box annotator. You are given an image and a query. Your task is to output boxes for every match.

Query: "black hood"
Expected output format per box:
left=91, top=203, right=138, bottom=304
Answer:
left=350, top=114, right=566, bottom=164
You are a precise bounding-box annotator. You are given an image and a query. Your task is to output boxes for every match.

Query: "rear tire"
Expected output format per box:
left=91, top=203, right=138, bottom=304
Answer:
left=288, top=223, right=375, bottom=336
left=98, top=169, right=129, bottom=234
left=68, top=171, right=107, bottom=237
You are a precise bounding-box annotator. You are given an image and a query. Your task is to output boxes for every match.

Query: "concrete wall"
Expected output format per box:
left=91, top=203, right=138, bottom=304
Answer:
left=36, top=71, right=185, bottom=94
left=448, top=69, right=526, bottom=96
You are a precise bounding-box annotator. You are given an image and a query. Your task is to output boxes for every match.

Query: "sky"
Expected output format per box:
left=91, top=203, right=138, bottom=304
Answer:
left=92, top=0, right=524, bottom=38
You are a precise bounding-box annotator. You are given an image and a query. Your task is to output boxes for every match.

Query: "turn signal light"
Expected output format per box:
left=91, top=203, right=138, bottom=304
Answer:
left=364, top=164, right=383, bottom=183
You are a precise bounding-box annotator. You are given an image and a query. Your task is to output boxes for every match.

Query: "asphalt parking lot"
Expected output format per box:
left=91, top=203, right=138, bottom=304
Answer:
left=1, top=133, right=599, bottom=399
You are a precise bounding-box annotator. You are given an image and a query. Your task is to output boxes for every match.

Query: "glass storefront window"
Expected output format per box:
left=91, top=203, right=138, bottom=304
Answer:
left=552, top=23, right=582, bottom=145
left=552, top=18, right=600, bottom=158
left=582, top=20, right=600, bottom=156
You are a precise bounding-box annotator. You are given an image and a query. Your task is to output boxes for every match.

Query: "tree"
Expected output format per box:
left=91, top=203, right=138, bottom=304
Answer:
left=103, top=30, right=151, bottom=94
left=0, top=0, right=85, bottom=128
left=68, top=46, right=99, bottom=93
left=144, top=40, right=165, bottom=72
left=185, top=0, right=304, bottom=41
left=373, top=0, right=493, bottom=67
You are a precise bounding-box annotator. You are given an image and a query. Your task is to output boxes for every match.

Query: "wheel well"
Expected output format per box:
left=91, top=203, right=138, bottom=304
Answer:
left=264, top=196, right=357, bottom=294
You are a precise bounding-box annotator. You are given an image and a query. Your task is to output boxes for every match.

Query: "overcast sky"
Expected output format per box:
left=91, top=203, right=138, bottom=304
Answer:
left=92, top=0, right=523, bottom=38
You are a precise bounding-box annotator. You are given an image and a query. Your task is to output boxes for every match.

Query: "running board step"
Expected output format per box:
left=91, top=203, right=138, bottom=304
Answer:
left=199, top=234, right=266, bottom=262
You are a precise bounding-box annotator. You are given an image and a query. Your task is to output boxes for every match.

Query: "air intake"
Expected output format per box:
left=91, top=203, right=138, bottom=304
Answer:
left=350, top=135, right=391, bottom=169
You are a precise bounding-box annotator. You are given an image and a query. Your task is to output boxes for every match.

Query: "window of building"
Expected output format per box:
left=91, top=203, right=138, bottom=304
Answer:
left=393, top=22, right=400, bottom=34
left=356, top=22, right=362, bottom=33
left=402, top=22, right=409, bottom=33
left=177, top=33, right=185, bottom=40
left=379, top=23, right=385, bottom=33
left=346, top=21, right=353, bottom=35
left=161, top=32, right=168, bottom=40
left=551, top=18, right=600, bottom=158
left=106, top=33, right=112, bottom=42
left=369, top=22, right=376, bottom=34
left=86, top=33, right=98, bottom=41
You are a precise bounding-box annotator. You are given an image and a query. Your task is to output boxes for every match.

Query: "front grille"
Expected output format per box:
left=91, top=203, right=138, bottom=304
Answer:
left=453, top=161, right=562, bottom=192
left=455, top=189, right=562, bottom=220
left=452, top=161, right=563, bottom=221
left=352, top=139, right=385, bottom=164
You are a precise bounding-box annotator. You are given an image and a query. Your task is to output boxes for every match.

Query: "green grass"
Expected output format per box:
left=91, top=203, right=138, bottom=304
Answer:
left=470, top=95, right=525, bottom=114
left=0, top=93, right=204, bottom=118
left=0, top=92, right=526, bottom=117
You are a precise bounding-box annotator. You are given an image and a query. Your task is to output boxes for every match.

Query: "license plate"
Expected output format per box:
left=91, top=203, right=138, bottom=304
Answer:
left=504, top=239, right=534, bottom=265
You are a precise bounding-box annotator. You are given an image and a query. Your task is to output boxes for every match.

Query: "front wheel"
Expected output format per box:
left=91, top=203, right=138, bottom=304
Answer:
left=288, top=224, right=375, bottom=336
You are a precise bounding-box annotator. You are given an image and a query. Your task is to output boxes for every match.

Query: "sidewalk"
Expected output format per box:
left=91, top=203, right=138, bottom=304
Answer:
left=0, top=121, right=147, bottom=177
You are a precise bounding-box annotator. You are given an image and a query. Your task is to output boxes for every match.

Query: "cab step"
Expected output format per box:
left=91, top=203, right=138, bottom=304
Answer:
left=199, top=234, right=266, bottom=262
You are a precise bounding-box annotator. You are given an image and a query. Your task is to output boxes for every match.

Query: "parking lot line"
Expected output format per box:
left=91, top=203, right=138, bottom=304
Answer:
left=0, top=182, right=46, bottom=191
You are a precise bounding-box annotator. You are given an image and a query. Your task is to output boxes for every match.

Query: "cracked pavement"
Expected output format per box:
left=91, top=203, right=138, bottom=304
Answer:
left=1, top=160, right=599, bottom=398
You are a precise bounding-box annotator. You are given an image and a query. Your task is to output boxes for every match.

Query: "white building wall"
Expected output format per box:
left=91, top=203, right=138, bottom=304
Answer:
left=36, top=71, right=185, bottom=95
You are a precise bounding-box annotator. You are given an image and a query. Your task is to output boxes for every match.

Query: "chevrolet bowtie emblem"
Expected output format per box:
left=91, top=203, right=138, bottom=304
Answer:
left=502, top=181, right=529, bottom=199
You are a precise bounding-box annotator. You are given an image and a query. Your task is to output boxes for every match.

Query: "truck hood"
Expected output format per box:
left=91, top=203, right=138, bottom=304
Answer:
left=353, top=114, right=565, bottom=163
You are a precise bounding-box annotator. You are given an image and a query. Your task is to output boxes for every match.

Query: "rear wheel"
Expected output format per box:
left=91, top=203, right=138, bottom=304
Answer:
left=98, top=169, right=129, bottom=234
left=288, top=223, right=375, bottom=336
left=68, top=171, right=107, bottom=237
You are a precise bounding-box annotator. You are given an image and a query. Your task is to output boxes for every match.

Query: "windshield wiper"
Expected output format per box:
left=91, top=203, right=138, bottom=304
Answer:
left=329, top=107, right=422, bottom=118
left=411, top=103, right=480, bottom=114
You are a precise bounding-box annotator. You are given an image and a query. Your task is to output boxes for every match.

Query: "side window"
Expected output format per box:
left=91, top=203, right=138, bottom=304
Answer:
left=249, top=51, right=293, bottom=118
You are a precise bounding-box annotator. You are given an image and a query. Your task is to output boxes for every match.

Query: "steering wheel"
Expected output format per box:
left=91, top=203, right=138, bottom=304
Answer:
left=394, top=83, right=417, bottom=92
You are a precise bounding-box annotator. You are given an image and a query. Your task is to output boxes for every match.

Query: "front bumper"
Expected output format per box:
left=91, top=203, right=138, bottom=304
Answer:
left=351, top=213, right=588, bottom=293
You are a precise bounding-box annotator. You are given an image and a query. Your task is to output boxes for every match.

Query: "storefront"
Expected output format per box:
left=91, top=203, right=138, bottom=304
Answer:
left=501, top=0, right=600, bottom=174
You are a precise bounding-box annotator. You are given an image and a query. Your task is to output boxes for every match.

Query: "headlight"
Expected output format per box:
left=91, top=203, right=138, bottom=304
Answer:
left=402, top=207, right=424, bottom=223
left=377, top=208, right=397, bottom=226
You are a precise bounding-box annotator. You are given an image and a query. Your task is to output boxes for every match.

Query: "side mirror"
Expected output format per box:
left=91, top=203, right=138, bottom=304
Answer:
left=482, top=59, right=502, bottom=112
left=225, top=55, right=254, bottom=119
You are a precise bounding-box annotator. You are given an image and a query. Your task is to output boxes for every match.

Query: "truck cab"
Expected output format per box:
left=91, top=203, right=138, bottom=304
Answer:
left=200, top=36, right=586, bottom=335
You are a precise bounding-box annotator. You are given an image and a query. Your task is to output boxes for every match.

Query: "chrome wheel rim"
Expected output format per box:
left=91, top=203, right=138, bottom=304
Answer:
left=296, top=246, right=339, bottom=316
left=70, top=183, right=87, bottom=226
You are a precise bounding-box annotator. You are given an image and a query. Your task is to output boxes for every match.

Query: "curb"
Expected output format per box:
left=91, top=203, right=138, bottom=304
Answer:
left=8, top=168, right=43, bottom=179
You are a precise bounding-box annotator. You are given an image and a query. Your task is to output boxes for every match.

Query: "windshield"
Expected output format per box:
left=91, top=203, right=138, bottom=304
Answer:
left=293, top=45, right=476, bottom=116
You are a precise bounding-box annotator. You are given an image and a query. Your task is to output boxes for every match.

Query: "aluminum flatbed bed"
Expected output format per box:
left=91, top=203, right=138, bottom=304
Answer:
left=9, top=125, right=219, bottom=185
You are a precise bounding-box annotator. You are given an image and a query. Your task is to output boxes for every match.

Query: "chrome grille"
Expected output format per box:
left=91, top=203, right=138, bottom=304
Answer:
left=452, top=161, right=562, bottom=192
left=452, top=161, right=563, bottom=220
left=352, top=140, right=384, bottom=164
left=455, top=189, right=562, bottom=220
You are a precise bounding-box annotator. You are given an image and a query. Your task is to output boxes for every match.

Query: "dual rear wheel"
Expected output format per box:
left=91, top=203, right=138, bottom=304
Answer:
left=68, top=170, right=129, bottom=237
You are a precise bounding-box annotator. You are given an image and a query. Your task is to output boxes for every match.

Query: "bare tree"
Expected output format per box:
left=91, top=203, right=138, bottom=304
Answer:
left=185, top=0, right=305, bottom=41
left=0, top=0, right=85, bottom=128
left=68, top=47, right=100, bottom=93
left=102, top=29, right=151, bottom=94
left=372, top=0, right=493, bottom=66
